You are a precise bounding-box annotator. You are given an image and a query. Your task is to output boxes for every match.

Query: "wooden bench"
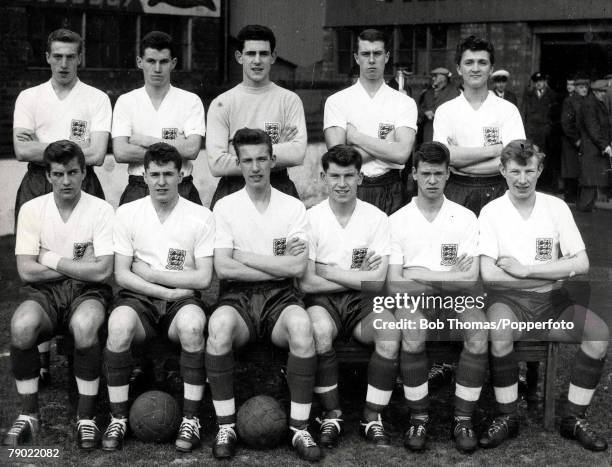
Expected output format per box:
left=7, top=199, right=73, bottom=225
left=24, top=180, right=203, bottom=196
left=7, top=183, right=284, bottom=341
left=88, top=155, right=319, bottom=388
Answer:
left=239, top=340, right=560, bottom=431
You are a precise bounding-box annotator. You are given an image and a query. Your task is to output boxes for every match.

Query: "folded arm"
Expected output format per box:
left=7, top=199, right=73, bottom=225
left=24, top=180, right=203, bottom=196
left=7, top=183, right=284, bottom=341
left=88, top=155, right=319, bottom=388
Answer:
left=346, top=124, right=415, bottom=165
left=131, top=256, right=213, bottom=290
left=479, top=255, right=558, bottom=290
left=213, top=248, right=278, bottom=282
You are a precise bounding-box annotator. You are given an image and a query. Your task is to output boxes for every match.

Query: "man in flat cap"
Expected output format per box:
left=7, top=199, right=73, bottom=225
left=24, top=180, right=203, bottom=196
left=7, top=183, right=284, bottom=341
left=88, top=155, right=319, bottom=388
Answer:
left=561, top=75, right=589, bottom=203
left=576, top=79, right=612, bottom=211
left=491, top=70, right=518, bottom=107
left=418, top=67, right=459, bottom=143
left=522, top=72, right=560, bottom=192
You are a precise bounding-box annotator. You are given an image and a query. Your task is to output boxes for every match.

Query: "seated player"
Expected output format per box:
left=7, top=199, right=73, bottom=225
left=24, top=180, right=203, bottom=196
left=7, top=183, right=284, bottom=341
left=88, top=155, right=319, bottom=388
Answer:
left=387, top=142, right=487, bottom=453
left=478, top=140, right=609, bottom=452
left=102, top=143, right=214, bottom=453
left=299, top=144, right=400, bottom=447
left=206, top=128, right=320, bottom=462
left=3, top=140, right=114, bottom=449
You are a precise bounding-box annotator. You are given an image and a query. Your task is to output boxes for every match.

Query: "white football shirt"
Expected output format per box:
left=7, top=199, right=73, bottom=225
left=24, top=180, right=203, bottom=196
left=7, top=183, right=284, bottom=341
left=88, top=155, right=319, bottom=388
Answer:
left=112, top=86, right=205, bottom=177
left=14, top=79, right=111, bottom=144
left=307, top=198, right=390, bottom=270
left=15, top=192, right=114, bottom=259
left=389, top=197, right=478, bottom=271
left=114, top=196, right=214, bottom=271
left=214, top=188, right=308, bottom=257
left=324, top=81, right=417, bottom=177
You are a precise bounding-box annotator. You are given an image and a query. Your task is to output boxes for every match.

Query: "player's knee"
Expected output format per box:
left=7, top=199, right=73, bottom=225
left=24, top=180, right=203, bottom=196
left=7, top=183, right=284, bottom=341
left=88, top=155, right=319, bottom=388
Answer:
left=582, top=339, right=608, bottom=360
left=401, top=329, right=426, bottom=353
left=286, top=313, right=315, bottom=351
left=464, top=334, right=488, bottom=355
left=175, top=310, right=206, bottom=345
left=311, top=316, right=335, bottom=351
left=107, top=310, right=137, bottom=349
left=375, top=338, right=400, bottom=359
left=10, top=313, right=41, bottom=349
left=70, top=314, right=100, bottom=348
left=207, top=311, right=236, bottom=346
left=490, top=338, right=513, bottom=357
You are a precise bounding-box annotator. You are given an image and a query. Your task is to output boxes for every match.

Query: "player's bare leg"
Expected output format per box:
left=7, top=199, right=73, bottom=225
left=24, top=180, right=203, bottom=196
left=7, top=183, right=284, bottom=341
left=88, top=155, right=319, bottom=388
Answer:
left=3, top=301, right=53, bottom=446
left=167, top=305, right=207, bottom=452
left=69, top=299, right=106, bottom=450
left=308, top=305, right=342, bottom=447
left=551, top=305, right=609, bottom=451
left=353, top=310, right=400, bottom=447
left=271, top=305, right=321, bottom=461
left=206, top=305, right=250, bottom=459
left=102, top=306, right=147, bottom=451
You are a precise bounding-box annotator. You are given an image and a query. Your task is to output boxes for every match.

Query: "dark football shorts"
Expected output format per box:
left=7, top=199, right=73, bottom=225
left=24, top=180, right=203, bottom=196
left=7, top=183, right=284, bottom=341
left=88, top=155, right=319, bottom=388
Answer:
left=215, top=279, right=304, bottom=342
left=304, top=291, right=372, bottom=341
left=119, top=175, right=202, bottom=206
left=210, top=169, right=299, bottom=209
left=15, top=163, right=105, bottom=226
left=20, top=278, right=111, bottom=337
left=357, top=169, right=409, bottom=216
left=112, top=289, right=206, bottom=340
left=444, top=172, right=506, bottom=216
left=486, top=287, right=580, bottom=339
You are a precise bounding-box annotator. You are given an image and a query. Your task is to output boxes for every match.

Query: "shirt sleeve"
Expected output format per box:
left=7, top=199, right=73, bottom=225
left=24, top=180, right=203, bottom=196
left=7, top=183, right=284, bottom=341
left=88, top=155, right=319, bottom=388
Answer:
left=273, top=92, right=307, bottom=163
left=306, top=209, right=318, bottom=262
left=388, top=216, right=405, bottom=266
left=15, top=202, right=41, bottom=255
left=459, top=213, right=479, bottom=258
left=113, top=207, right=135, bottom=257
left=395, top=95, right=418, bottom=131
left=557, top=201, right=586, bottom=256
left=111, top=95, right=132, bottom=138
left=501, top=103, right=526, bottom=144
left=432, top=103, right=452, bottom=145
left=323, top=93, right=347, bottom=131
left=13, top=90, right=36, bottom=131
left=476, top=209, right=499, bottom=260
left=92, top=203, right=115, bottom=256
left=194, top=211, right=216, bottom=258
left=370, top=212, right=391, bottom=257
left=183, top=94, right=206, bottom=137
left=287, top=201, right=309, bottom=242
left=90, top=91, right=112, bottom=133
left=213, top=202, right=234, bottom=250
left=205, top=95, right=235, bottom=175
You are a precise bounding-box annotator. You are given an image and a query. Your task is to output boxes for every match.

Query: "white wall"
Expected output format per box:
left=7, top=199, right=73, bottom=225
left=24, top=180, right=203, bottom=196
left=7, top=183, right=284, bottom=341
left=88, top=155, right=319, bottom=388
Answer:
left=0, top=143, right=328, bottom=236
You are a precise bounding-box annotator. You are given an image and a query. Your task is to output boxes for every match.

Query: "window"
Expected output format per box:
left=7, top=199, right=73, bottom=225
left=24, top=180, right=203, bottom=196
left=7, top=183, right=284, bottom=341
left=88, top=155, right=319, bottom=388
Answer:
left=25, top=7, right=191, bottom=70
left=395, top=24, right=448, bottom=74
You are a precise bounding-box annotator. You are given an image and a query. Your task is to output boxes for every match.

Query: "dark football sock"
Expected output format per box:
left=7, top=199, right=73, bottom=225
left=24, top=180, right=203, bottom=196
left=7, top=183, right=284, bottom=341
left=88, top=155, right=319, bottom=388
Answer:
left=205, top=351, right=236, bottom=425
left=454, top=350, right=487, bottom=417
left=566, top=349, right=606, bottom=418
left=104, top=348, right=132, bottom=417
left=287, top=353, right=316, bottom=428
left=363, top=351, right=398, bottom=421
left=490, top=351, right=519, bottom=415
left=314, top=349, right=340, bottom=413
left=400, top=350, right=429, bottom=415
left=180, top=349, right=206, bottom=418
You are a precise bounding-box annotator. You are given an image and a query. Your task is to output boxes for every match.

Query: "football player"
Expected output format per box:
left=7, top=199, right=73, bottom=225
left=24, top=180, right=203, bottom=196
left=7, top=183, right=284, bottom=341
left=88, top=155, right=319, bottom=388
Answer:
left=478, top=140, right=608, bottom=452
left=388, top=142, right=487, bottom=453
left=102, top=143, right=214, bottom=453
left=324, top=28, right=417, bottom=215
left=112, top=31, right=205, bottom=205
left=3, top=141, right=114, bottom=449
left=206, top=25, right=306, bottom=208
left=206, top=128, right=320, bottom=462
left=300, top=144, right=400, bottom=448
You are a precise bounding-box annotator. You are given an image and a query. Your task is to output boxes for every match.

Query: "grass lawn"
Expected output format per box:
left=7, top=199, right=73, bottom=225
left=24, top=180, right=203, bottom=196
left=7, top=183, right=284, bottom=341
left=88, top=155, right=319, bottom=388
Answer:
left=1, top=205, right=612, bottom=466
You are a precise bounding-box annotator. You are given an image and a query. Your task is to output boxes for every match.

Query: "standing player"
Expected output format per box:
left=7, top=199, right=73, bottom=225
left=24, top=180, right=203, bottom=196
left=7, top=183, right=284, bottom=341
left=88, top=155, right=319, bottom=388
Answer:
left=3, top=141, right=114, bottom=449
left=13, top=28, right=111, bottom=380
left=433, top=35, right=525, bottom=216
left=477, top=140, right=608, bottom=452
left=206, top=128, right=320, bottom=461
left=206, top=25, right=306, bottom=208
left=112, top=31, right=205, bottom=205
left=102, top=143, right=214, bottom=453
left=300, top=144, right=400, bottom=448
left=388, top=142, right=487, bottom=453
left=324, top=28, right=417, bottom=215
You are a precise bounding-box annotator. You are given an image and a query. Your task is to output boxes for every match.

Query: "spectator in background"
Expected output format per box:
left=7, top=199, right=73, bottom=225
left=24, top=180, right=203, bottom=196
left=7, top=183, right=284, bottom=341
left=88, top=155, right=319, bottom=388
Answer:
left=560, top=75, right=589, bottom=203
left=490, top=70, right=518, bottom=107
left=387, top=64, right=413, bottom=97
left=418, top=67, right=459, bottom=143
left=522, top=72, right=559, bottom=192
left=576, top=80, right=612, bottom=212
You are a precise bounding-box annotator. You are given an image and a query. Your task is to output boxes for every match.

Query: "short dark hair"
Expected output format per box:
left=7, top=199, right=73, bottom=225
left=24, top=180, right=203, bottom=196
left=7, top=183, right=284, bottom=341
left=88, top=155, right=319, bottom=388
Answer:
left=321, top=145, right=362, bottom=172
left=455, top=35, right=495, bottom=65
left=140, top=31, right=174, bottom=57
left=356, top=28, right=388, bottom=51
left=237, top=25, right=276, bottom=53
left=500, top=139, right=545, bottom=168
left=232, top=128, right=273, bottom=160
left=414, top=142, right=450, bottom=169
left=44, top=140, right=85, bottom=173
left=144, top=142, right=182, bottom=172
left=47, top=29, right=83, bottom=55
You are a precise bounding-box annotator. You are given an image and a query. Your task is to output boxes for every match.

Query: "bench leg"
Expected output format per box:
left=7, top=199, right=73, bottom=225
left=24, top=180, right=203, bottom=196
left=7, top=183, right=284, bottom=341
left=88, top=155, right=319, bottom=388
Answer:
left=544, top=342, right=559, bottom=431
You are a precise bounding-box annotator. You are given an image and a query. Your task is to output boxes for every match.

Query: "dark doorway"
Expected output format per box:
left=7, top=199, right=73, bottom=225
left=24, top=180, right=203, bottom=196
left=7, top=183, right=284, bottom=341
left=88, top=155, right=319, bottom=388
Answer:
left=540, top=32, right=612, bottom=94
